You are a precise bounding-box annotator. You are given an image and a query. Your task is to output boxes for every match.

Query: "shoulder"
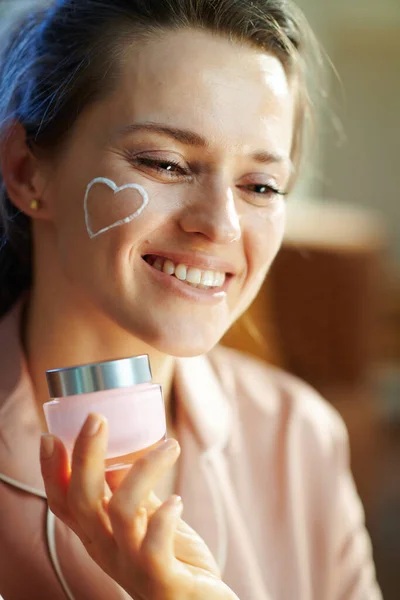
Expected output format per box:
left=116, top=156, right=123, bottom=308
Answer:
left=208, top=345, right=349, bottom=461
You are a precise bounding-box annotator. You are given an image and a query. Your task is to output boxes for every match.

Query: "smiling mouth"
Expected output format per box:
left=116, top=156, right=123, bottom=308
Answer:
left=143, top=255, right=228, bottom=290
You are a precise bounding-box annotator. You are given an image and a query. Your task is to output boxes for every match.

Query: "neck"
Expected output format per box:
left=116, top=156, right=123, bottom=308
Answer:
left=23, top=281, right=176, bottom=434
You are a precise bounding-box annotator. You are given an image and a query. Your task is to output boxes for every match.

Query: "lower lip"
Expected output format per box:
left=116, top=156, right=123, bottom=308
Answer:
left=141, top=258, right=230, bottom=304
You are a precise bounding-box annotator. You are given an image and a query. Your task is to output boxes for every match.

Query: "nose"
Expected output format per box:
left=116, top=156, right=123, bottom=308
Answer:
left=179, top=183, right=242, bottom=245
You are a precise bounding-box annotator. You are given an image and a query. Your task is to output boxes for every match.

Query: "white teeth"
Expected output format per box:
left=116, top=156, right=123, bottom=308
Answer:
left=153, top=257, right=164, bottom=271
left=147, top=255, right=227, bottom=288
left=201, top=270, right=216, bottom=287
left=186, top=267, right=202, bottom=285
left=175, top=264, right=187, bottom=281
left=214, top=272, right=226, bottom=287
left=163, top=259, right=175, bottom=275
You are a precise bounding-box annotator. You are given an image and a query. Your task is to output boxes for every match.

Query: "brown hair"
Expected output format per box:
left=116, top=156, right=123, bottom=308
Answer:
left=0, top=0, right=319, bottom=315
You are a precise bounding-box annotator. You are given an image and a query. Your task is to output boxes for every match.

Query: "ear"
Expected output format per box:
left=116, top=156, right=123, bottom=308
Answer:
left=0, top=121, right=52, bottom=220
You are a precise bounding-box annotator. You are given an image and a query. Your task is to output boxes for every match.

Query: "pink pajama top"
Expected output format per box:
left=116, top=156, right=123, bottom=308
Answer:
left=0, top=303, right=382, bottom=599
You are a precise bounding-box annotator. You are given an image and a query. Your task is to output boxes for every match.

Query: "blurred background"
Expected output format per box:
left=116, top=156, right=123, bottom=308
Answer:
left=223, top=1, right=400, bottom=598
left=1, top=0, right=399, bottom=597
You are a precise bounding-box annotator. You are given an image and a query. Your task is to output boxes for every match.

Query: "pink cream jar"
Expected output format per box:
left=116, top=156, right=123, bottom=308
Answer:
left=44, top=355, right=166, bottom=471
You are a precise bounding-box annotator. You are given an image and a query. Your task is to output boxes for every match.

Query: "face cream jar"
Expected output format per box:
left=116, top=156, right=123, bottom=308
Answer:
left=43, top=355, right=166, bottom=471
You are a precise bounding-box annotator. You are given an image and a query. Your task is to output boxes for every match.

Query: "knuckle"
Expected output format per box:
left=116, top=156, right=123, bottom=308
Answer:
left=107, top=497, right=129, bottom=523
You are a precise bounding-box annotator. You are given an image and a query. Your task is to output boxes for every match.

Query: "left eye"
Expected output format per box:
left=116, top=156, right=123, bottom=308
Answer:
left=243, top=184, right=281, bottom=196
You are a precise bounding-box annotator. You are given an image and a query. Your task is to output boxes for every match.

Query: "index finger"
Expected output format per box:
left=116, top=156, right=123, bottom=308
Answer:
left=108, top=439, right=180, bottom=551
left=40, top=434, right=73, bottom=526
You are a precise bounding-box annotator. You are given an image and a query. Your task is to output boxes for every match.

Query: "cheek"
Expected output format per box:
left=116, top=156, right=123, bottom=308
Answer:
left=74, top=184, right=182, bottom=284
left=83, top=178, right=150, bottom=240
left=246, top=203, right=286, bottom=275
left=228, top=206, right=286, bottom=321
left=76, top=168, right=187, bottom=246
left=231, top=205, right=286, bottom=320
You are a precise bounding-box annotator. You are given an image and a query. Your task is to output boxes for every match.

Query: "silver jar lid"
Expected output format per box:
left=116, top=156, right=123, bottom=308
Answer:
left=46, top=355, right=152, bottom=398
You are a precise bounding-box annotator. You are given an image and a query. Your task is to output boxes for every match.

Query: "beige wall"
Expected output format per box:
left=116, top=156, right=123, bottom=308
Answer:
left=295, top=0, right=400, bottom=261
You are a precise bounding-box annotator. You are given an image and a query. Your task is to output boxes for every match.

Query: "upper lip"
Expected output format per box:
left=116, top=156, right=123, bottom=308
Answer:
left=142, top=250, right=237, bottom=275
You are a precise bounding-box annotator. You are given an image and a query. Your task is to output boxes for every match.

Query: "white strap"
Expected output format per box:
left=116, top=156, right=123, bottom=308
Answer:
left=0, top=472, right=46, bottom=498
left=46, top=507, right=76, bottom=599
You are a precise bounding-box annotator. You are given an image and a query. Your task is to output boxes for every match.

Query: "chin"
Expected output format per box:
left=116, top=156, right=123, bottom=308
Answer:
left=131, top=317, right=227, bottom=358
left=152, top=329, right=224, bottom=358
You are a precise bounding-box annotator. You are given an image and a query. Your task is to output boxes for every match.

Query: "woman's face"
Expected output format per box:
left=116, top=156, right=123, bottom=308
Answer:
left=42, top=29, right=296, bottom=356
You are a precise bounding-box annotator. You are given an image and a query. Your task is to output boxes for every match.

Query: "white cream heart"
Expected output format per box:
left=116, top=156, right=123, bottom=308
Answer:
left=84, top=177, right=149, bottom=239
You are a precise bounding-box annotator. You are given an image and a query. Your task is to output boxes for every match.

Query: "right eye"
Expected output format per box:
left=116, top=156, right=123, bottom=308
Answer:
left=128, top=155, right=192, bottom=180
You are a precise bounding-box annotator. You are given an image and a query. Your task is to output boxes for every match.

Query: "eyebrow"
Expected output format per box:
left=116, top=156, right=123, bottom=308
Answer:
left=117, top=122, right=290, bottom=166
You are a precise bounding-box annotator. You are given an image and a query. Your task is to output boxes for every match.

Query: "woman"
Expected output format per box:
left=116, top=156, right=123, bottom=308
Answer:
left=0, top=0, right=382, bottom=599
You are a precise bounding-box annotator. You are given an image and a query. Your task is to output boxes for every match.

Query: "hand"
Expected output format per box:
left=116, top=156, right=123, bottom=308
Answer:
left=40, top=413, right=239, bottom=600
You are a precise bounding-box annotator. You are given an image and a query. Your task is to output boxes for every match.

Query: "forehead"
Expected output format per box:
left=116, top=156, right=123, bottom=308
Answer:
left=102, top=29, right=296, bottom=155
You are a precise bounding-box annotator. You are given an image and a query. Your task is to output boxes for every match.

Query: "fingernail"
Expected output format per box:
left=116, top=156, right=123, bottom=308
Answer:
left=81, top=414, right=103, bottom=437
left=162, top=439, right=180, bottom=453
left=40, top=434, right=55, bottom=459
left=101, top=497, right=111, bottom=513
left=170, top=495, right=183, bottom=514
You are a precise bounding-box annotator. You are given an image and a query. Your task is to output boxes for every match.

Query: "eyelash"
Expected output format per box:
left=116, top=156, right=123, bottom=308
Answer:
left=133, top=156, right=189, bottom=177
left=129, top=155, right=286, bottom=199
left=240, top=184, right=285, bottom=198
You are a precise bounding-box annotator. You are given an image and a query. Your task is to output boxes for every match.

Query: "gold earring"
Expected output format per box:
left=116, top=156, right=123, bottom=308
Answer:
left=30, top=199, right=39, bottom=211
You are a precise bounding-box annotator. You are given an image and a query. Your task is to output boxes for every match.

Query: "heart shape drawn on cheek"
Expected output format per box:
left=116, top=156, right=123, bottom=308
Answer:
left=84, top=177, right=149, bottom=239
